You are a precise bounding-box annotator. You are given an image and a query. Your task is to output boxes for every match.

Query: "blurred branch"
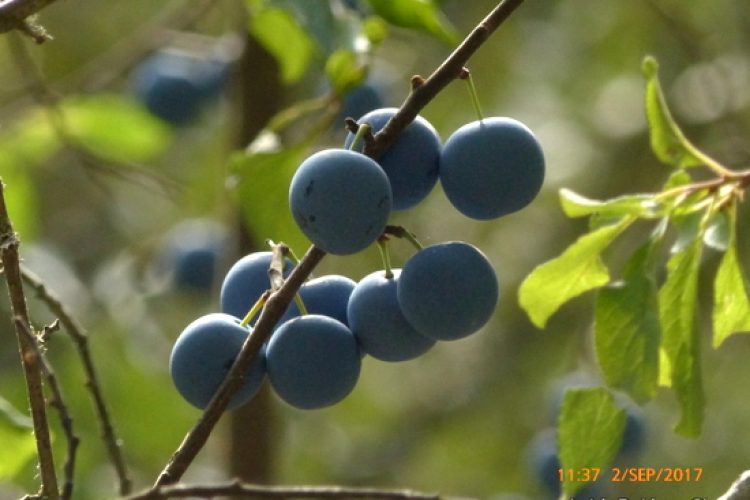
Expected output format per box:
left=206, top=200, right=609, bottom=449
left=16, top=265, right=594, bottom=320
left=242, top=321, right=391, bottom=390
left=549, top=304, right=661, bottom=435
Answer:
left=15, top=318, right=79, bottom=500
left=6, top=33, right=183, bottom=196
left=152, top=0, right=526, bottom=489
left=0, top=180, right=60, bottom=499
left=128, top=480, right=447, bottom=500
left=719, top=470, right=750, bottom=500
left=0, top=0, right=221, bottom=114
left=0, top=0, right=57, bottom=42
left=21, top=266, right=133, bottom=496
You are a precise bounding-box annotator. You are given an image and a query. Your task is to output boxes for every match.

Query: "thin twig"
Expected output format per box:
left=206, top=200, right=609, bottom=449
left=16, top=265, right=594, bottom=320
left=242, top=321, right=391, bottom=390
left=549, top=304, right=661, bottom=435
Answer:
left=20, top=266, right=133, bottom=496
left=154, top=245, right=327, bottom=487
left=0, top=0, right=58, bottom=38
left=6, top=33, right=183, bottom=197
left=0, top=179, right=60, bottom=499
left=15, top=317, right=79, bottom=500
left=363, top=0, right=526, bottom=159
left=128, top=480, right=448, bottom=500
left=152, top=0, right=527, bottom=488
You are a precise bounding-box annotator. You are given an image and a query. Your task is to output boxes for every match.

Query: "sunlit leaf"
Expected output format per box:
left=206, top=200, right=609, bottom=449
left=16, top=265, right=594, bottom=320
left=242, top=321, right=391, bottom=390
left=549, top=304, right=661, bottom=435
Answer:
left=231, top=142, right=311, bottom=254
left=0, top=396, right=36, bottom=481
left=272, top=0, right=337, bottom=55
left=662, top=169, right=693, bottom=190
left=519, top=217, right=634, bottom=328
left=559, top=188, right=664, bottom=219
left=558, top=388, right=625, bottom=496
left=704, top=210, right=730, bottom=251
left=325, top=49, right=367, bottom=94
left=713, top=205, right=750, bottom=347
left=642, top=56, right=702, bottom=168
left=658, top=234, right=704, bottom=437
left=594, top=239, right=661, bottom=403
left=61, top=94, right=172, bottom=164
left=366, top=0, right=458, bottom=45
left=248, top=5, right=318, bottom=84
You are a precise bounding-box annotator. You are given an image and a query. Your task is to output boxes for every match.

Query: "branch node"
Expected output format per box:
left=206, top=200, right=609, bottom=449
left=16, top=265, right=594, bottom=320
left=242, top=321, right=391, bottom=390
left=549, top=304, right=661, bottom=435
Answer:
left=344, top=117, right=359, bottom=134
left=410, top=75, right=425, bottom=90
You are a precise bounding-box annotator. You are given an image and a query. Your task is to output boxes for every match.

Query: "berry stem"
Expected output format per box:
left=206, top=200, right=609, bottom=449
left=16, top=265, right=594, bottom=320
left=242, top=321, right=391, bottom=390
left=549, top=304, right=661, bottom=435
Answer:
left=385, top=225, right=424, bottom=251
left=348, top=123, right=372, bottom=152
left=377, top=239, right=394, bottom=279
left=239, top=292, right=269, bottom=328
left=293, top=293, right=309, bottom=316
left=464, top=70, right=484, bottom=121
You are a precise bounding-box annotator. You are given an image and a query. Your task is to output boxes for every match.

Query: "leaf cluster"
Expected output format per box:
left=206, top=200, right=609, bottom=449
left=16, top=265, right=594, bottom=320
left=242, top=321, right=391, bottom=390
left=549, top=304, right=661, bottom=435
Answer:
left=519, top=55, right=750, bottom=496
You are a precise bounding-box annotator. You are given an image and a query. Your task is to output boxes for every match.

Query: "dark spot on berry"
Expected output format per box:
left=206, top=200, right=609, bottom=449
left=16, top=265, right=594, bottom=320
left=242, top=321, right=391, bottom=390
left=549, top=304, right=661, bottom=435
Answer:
left=377, top=196, right=389, bottom=208
left=305, top=181, right=315, bottom=197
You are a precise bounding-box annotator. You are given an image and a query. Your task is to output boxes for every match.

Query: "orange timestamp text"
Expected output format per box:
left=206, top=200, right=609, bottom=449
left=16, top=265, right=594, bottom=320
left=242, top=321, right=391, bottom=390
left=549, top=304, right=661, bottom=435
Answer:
left=558, top=467, right=704, bottom=483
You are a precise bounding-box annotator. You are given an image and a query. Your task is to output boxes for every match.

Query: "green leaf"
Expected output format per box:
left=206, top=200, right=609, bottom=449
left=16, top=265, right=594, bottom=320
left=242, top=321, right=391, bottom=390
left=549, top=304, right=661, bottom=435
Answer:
left=366, top=0, right=458, bottom=45
left=325, top=49, right=367, bottom=94
left=231, top=139, right=310, bottom=254
left=642, top=56, right=703, bottom=168
left=662, top=169, right=692, bottom=190
left=594, top=239, right=661, bottom=404
left=704, top=210, right=730, bottom=251
left=0, top=396, right=36, bottom=481
left=558, top=388, right=626, bottom=496
left=713, top=206, right=750, bottom=347
left=658, top=234, right=704, bottom=437
left=248, top=5, right=318, bottom=84
left=519, top=218, right=633, bottom=328
left=559, top=188, right=664, bottom=219
left=61, top=94, right=172, bottom=164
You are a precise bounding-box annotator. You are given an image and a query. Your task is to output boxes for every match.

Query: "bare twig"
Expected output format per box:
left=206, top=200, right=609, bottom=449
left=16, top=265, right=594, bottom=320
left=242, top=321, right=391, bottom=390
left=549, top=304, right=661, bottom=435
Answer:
left=20, top=266, right=133, bottom=496
left=363, top=0, right=526, bottom=159
left=128, top=480, right=447, bottom=500
left=15, top=317, right=79, bottom=500
left=6, top=33, right=183, bottom=196
left=0, top=179, right=59, bottom=499
left=153, top=0, right=526, bottom=488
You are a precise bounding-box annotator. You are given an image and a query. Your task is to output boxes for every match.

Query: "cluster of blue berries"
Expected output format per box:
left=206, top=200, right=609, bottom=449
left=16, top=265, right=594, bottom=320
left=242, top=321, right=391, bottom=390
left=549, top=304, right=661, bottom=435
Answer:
left=170, top=107, right=545, bottom=412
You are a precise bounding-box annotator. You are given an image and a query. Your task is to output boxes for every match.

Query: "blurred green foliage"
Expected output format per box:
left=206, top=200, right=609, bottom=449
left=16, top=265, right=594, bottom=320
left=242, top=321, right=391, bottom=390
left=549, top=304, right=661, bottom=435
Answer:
left=1, top=1, right=750, bottom=499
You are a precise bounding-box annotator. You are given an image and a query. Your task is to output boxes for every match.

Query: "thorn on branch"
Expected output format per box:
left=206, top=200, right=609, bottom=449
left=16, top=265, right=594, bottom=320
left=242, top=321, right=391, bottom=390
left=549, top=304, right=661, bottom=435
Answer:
left=15, top=317, right=78, bottom=500
left=18, top=17, right=52, bottom=43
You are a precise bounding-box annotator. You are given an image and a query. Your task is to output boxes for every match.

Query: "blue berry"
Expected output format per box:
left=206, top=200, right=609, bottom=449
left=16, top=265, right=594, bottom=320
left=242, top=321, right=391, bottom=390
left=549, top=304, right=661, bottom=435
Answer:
left=397, top=242, right=498, bottom=341
left=132, top=50, right=228, bottom=126
left=439, top=117, right=545, bottom=220
left=267, top=315, right=361, bottom=409
left=220, top=252, right=295, bottom=322
left=348, top=270, right=435, bottom=361
left=169, top=313, right=265, bottom=410
left=289, top=149, right=392, bottom=255
left=345, top=108, right=441, bottom=210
